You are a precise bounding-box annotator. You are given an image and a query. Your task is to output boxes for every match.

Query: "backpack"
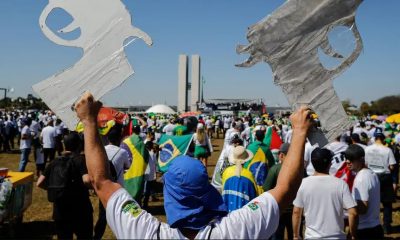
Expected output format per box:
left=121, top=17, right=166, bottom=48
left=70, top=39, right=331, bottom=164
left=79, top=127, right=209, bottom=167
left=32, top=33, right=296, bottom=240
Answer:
left=46, top=156, right=73, bottom=202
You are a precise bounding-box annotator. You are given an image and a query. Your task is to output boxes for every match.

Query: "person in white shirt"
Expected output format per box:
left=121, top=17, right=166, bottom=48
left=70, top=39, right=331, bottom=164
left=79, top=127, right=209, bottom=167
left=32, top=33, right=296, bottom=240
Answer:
left=143, top=141, right=158, bottom=209
left=365, top=129, right=396, bottom=233
left=292, top=148, right=358, bottom=239
left=40, top=119, right=57, bottom=169
left=18, top=118, right=32, bottom=172
left=345, top=144, right=384, bottom=239
left=162, top=118, right=176, bottom=136
left=105, top=126, right=131, bottom=187
left=74, top=92, right=312, bottom=239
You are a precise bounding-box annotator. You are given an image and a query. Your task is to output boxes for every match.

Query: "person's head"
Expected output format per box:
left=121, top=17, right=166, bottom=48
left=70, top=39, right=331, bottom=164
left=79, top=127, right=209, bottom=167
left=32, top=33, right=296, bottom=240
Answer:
left=345, top=144, right=365, bottom=172
left=351, top=133, right=361, bottom=144
left=47, top=118, right=54, bottom=126
left=108, top=124, right=123, bottom=146
left=132, top=125, right=141, bottom=135
left=255, top=130, right=265, bottom=142
left=22, top=117, right=32, bottom=127
left=278, top=143, right=290, bottom=163
left=163, top=156, right=227, bottom=230
left=145, top=140, right=154, bottom=151
left=63, top=132, right=82, bottom=153
left=177, top=118, right=184, bottom=125
left=360, top=132, right=369, bottom=145
left=311, top=148, right=333, bottom=174
left=374, top=127, right=385, bottom=143
left=229, top=134, right=243, bottom=146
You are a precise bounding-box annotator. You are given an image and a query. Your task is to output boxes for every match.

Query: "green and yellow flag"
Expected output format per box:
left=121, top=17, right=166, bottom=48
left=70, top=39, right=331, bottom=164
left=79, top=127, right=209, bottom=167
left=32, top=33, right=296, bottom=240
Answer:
left=245, top=141, right=275, bottom=195
left=122, top=134, right=149, bottom=200
left=158, top=134, right=193, bottom=173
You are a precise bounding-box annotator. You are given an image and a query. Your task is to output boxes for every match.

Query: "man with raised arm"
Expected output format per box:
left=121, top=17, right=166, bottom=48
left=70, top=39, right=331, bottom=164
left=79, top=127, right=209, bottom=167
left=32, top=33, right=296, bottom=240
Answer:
left=74, top=92, right=312, bottom=239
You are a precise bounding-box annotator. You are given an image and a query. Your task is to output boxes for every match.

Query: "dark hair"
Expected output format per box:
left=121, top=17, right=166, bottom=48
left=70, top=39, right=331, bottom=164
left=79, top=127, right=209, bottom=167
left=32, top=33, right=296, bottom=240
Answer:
left=145, top=141, right=154, bottom=150
left=63, top=132, right=82, bottom=152
left=311, top=148, right=333, bottom=173
left=108, top=124, right=123, bottom=145
left=351, top=133, right=361, bottom=143
left=133, top=125, right=141, bottom=135
left=255, top=130, right=265, bottom=142
left=345, top=144, right=365, bottom=162
left=375, top=134, right=385, bottom=142
left=230, top=134, right=243, bottom=145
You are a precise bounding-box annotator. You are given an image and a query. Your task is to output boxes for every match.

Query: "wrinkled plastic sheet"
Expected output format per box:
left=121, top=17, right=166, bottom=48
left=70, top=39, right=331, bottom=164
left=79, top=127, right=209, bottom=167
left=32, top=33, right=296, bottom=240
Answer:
left=33, top=0, right=152, bottom=129
left=237, top=0, right=363, bottom=144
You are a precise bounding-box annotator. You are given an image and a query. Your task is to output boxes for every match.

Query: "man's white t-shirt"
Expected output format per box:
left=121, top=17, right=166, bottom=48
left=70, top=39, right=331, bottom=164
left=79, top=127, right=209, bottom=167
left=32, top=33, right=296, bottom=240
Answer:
left=293, top=175, right=356, bottom=239
left=40, top=126, right=56, bottom=149
left=352, top=168, right=381, bottom=229
left=365, top=144, right=396, bottom=174
left=163, top=123, right=175, bottom=136
left=107, top=188, right=279, bottom=239
left=30, top=120, right=40, bottom=139
left=20, top=125, right=32, bottom=149
left=105, top=145, right=131, bottom=186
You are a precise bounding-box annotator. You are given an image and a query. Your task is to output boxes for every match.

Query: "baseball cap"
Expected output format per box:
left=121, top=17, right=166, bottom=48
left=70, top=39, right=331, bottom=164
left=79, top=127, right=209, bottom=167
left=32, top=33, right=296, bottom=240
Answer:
left=374, top=127, right=385, bottom=138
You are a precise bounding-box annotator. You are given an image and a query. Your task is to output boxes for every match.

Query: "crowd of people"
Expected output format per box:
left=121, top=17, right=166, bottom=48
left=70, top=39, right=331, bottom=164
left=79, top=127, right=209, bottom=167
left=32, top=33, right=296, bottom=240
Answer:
left=1, top=100, right=400, bottom=239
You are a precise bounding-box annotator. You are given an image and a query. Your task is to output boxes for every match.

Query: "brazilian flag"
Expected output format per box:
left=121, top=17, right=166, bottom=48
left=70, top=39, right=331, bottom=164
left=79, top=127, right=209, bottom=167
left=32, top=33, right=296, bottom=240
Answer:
left=158, top=134, right=193, bottom=173
left=244, top=141, right=275, bottom=195
left=122, top=134, right=149, bottom=200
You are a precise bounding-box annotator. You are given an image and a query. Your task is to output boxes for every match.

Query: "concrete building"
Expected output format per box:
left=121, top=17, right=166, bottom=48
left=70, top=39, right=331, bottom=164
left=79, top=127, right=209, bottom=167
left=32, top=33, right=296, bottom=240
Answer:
left=190, top=55, right=201, bottom=112
left=178, top=54, right=188, bottom=112
left=177, top=54, right=201, bottom=113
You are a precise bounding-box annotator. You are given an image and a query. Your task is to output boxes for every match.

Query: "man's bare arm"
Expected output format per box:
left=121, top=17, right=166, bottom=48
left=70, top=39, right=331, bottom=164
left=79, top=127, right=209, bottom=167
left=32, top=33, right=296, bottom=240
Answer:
left=292, top=206, right=303, bottom=239
left=347, top=207, right=358, bottom=239
left=75, top=92, right=121, bottom=207
left=269, top=106, right=311, bottom=212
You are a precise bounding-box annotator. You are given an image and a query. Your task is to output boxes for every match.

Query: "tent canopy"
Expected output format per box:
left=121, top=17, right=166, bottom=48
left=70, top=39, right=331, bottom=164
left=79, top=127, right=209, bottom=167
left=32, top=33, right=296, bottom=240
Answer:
left=146, top=104, right=176, bottom=114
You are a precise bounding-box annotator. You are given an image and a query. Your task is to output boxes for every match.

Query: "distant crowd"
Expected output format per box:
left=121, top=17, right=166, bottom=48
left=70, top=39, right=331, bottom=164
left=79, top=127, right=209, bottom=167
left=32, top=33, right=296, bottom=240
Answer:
left=1, top=107, right=400, bottom=239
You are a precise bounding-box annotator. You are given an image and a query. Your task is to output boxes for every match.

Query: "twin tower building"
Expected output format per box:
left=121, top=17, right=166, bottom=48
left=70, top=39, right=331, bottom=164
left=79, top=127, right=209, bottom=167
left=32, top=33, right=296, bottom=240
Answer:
left=178, top=54, right=202, bottom=113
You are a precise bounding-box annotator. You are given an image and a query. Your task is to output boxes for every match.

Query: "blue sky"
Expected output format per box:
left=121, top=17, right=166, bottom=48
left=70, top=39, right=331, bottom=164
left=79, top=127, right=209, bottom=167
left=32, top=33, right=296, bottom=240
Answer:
left=0, top=0, right=399, bottom=108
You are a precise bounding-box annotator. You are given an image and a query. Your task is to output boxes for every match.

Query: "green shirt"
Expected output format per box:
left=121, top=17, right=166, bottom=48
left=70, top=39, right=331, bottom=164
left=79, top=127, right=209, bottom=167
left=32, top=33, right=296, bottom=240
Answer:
left=263, top=163, right=281, bottom=191
left=173, top=125, right=188, bottom=136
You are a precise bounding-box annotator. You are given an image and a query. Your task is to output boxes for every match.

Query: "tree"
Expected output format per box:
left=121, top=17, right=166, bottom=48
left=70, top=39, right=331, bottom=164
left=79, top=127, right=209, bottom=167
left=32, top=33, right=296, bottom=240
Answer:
left=359, top=102, right=370, bottom=115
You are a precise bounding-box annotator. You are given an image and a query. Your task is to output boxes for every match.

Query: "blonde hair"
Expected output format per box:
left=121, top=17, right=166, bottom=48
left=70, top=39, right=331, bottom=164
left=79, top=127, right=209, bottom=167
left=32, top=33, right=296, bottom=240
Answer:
left=196, top=127, right=205, bottom=144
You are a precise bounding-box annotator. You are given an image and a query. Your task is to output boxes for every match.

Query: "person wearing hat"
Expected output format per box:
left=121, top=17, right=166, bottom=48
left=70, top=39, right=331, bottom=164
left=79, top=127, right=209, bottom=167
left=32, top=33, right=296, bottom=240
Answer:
left=345, top=144, right=383, bottom=239
left=364, top=129, right=396, bottom=233
left=221, top=145, right=257, bottom=212
left=74, top=92, right=313, bottom=239
left=263, top=143, right=292, bottom=240
left=292, top=148, right=358, bottom=240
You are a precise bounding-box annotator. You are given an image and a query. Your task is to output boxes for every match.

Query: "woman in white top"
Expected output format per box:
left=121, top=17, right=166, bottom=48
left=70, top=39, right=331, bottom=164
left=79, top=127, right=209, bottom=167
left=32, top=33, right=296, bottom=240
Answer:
left=193, top=123, right=212, bottom=167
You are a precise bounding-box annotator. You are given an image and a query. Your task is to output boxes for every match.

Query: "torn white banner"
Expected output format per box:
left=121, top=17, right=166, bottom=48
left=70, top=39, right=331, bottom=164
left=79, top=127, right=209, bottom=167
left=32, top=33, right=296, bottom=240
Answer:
left=33, top=0, right=152, bottom=129
left=237, top=0, right=363, bottom=143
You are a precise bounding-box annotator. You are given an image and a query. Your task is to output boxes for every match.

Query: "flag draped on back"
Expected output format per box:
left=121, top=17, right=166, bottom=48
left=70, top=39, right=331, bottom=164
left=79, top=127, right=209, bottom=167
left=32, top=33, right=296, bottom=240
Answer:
left=221, top=166, right=258, bottom=212
left=122, top=134, right=149, bottom=200
left=244, top=141, right=275, bottom=195
left=158, top=134, right=193, bottom=173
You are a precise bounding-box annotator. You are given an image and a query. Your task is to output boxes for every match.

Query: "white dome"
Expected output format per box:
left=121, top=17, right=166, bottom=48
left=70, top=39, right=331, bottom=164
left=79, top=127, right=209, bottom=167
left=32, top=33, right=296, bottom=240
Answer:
left=145, top=104, right=176, bottom=114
